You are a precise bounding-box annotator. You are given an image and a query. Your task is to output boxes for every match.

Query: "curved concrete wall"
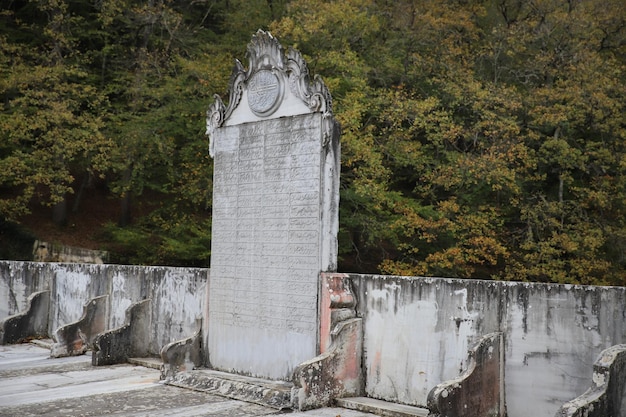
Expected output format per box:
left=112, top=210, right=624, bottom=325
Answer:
left=0, top=262, right=50, bottom=321
left=0, top=261, right=208, bottom=356
left=351, top=274, right=626, bottom=417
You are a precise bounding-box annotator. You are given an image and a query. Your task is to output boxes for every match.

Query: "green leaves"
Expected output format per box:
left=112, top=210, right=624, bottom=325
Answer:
left=0, top=56, right=110, bottom=219
left=102, top=211, right=211, bottom=267
left=272, top=0, right=626, bottom=285
left=1, top=0, right=625, bottom=281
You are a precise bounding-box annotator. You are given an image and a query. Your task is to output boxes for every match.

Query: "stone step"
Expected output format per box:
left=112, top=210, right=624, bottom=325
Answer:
left=30, top=338, right=54, bottom=349
left=165, top=369, right=293, bottom=410
left=336, top=397, right=430, bottom=417
left=128, top=357, right=163, bottom=370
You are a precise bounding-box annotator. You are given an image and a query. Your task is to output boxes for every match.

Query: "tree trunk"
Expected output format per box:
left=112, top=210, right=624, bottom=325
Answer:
left=118, top=166, right=133, bottom=227
left=119, top=192, right=132, bottom=227
left=72, top=172, right=90, bottom=213
left=52, top=196, right=68, bottom=227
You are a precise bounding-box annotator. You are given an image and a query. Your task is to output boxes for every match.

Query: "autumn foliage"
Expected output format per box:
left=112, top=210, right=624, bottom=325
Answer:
left=1, top=0, right=625, bottom=284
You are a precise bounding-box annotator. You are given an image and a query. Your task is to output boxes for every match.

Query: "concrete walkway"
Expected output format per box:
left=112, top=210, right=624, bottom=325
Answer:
left=0, top=343, right=378, bottom=417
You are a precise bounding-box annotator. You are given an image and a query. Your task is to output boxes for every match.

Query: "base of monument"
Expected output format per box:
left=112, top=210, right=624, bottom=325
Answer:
left=30, top=338, right=54, bottom=349
left=164, top=368, right=294, bottom=410
left=336, top=397, right=430, bottom=417
left=128, top=356, right=163, bottom=370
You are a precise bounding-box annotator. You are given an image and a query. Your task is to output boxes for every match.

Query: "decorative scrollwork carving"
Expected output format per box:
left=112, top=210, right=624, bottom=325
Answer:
left=223, top=59, right=246, bottom=123
left=285, top=49, right=333, bottom=115
left=285, top=48, right=335, bottom=147
left=247, top=30, right=284, bottom=75
left=206, top=29, right=337, bottom=151
left=206, top=94, right=225, bottom=157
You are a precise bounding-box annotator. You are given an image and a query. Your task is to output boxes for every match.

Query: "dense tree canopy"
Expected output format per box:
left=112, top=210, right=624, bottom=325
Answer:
left=1, top=0, right=625, bottom=284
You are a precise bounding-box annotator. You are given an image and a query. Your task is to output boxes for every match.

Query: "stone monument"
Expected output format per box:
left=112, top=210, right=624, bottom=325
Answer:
left=205, top=30, right=340, bottom=380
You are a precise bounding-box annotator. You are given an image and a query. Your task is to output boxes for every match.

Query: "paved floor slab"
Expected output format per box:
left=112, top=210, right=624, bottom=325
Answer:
left=0, top=343, right=378, bottom=417
left=337, top=397, right=429, bottom=417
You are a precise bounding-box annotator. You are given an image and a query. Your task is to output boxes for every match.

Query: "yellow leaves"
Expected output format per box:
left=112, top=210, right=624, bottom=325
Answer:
left=424, top=248, right=471, bottom=277
left=511, top=195, right=616, bottom=284
left=379, top=259, right=427, bottom=277
left=0, top=47, right=111, bottom=219
left=382, top=196, right=510, bottom=279
left=271, top=0, right=381, bottom=81
left=281, top=0, right=380, bottom=43
left=538, top=136, right=586, bottom=174
left=428, top=149, right=523, bottom=200
left=390, top=202, right=442, bottom=244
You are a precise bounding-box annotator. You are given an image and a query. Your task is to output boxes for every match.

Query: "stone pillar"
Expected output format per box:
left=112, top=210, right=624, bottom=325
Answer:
left=205, top=30, right=340, bottom=380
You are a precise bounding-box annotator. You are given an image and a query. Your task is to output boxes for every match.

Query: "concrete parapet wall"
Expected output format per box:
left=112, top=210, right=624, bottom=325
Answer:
left=148, top=268, right=207, bottom=354
left=319, top=273, right=356, bottom=353
left=350, top=274, right=626, bottom=417
left=3, top=261, right=626, bottom=415
left=0, top=261, right=208, bottom=356
left=556, top=344, right=626, bottom=417
left=33, top=240, right=109, bottom=264
left=291, top=273, right=362, bottom=410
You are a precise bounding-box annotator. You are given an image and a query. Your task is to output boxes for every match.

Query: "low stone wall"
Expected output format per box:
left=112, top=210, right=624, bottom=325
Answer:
left=350, top=274, right=626, bottom=417
left=0, top=261, right=208, bottom=356
left=3, top=261, right=626, bottom=416
left=292, top=273, right=363, bottom=410
left=32, top=241, right=109, bottom=264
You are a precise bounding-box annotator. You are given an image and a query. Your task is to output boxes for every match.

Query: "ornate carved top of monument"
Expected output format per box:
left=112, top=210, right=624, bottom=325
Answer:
left=206, top=30, right=334, bottom=156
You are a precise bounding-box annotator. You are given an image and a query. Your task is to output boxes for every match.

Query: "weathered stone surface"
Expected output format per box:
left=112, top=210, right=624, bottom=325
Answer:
left=288, top=272, right=362, bottom=410
left=166, top=368, right=294, bottom=409
left=92, top=298, right=150, bottom=366
left=0, top=290, right=49, bottom=344
left=428, top=332, right=505, bottom=417
left=49, top=263, right=131, bottom=332
left=33, top=240, right=109, bottom=264
left=50, top=294, right=108, bottom=357
left=0, top=343, right=276, bottom=416
left=353, top=276, right=500, bottom=407
left=7, top=263, right=626, bottom=416
left=351, top=274, right=626, bottom=417
left=1, top=261, right=207, bottom=357
left=336, top=397, right=429, bottom=417
left=319, top=273, right=356, bottom=354
left=147, top=267, right=207, bottom=354
left=292, top=317, right=363, bottom=410
left=556, top=344, right=626, bottom=417
left=0, top=261, right=50, bottom=321
left=160, top=325, right=203, bottom=380
left=128, top=356, right=162, bottom=369
left=206, top=30, right=340, bottom=380
left=2, top=342, right=384, bottom=417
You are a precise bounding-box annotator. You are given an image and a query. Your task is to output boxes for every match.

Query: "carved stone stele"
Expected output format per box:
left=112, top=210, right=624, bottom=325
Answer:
left=205, top=31, right=341, bottom=380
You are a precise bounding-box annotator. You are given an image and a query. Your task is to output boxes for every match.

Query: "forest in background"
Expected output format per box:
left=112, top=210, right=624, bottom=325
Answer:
left=0, top=0, right=625, bottom=285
